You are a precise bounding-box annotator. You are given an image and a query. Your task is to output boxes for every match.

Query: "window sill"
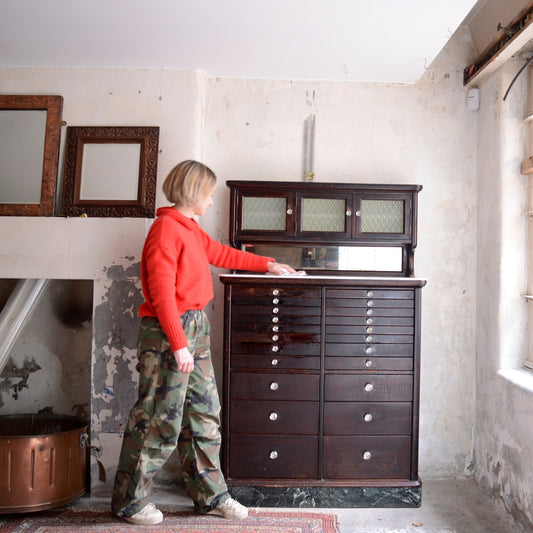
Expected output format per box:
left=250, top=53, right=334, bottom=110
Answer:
left=498, top=368, right=533, bottom=394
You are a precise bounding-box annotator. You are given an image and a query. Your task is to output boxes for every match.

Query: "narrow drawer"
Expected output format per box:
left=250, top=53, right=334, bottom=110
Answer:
left=232, top=286, right=321, bottom=299
left=229, top=435, right=318, bottom=479
left=324, top=374, right=413, bottom=402
left=231, top=354, right=321, bottom=371
left=230, top=372, right=320, bottom=401
left=231, top=339, right=320, bottom=356
left=323, top=402, right=412, bottom=435
left=323, top=436, right=412, bottom=479
left=325, top=356, right=412, bottom=371
left=326, top=289, right=414, bottom=300
left=230, top=400, right=319, bottom=435
left=325, top=343, right=413, bottom=357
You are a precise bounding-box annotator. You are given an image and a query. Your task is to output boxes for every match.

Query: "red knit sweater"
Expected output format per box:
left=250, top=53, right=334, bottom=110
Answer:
left=138, top=206, right=273, bottom=351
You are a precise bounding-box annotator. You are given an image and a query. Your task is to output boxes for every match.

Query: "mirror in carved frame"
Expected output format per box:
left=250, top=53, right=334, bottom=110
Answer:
left=0, top=95, right=63, bottom=216
left=61, top=126, right=159, bottom=217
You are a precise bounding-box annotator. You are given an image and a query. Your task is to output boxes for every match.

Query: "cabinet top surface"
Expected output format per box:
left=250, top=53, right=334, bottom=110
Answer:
left=219, top=273, right=426, bottom=287
left=226, top=180, right=423, bottom=192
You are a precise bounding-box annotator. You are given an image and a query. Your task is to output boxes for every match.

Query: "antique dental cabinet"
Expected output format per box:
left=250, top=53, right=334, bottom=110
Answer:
left=220, top=181, right=426, bottom=507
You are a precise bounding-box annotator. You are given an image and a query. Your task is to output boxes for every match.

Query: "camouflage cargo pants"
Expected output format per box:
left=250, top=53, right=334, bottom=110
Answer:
left=111, top=311, right=229, bottom=517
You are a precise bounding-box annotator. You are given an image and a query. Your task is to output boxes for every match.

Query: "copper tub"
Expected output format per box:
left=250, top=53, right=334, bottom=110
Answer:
left=0, top=414, right=89, bottom=513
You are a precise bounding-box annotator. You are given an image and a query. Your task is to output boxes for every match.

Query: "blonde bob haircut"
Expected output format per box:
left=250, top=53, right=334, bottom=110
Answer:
left=162, top=160, right=216, bottom=207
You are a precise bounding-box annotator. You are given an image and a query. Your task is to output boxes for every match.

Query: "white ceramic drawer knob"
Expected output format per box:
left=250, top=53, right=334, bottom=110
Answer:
left=366, top=335, right=373, bottom=342
left=362, top=451, right=372, bottom=460
left=365, top=359, right=373, bottom=368
left=270, top=382, right=279, bottom=391
left=272, top=289, right=280, bottom=296
left=364, top=413, right=373, bottom=422
left=272, top=307, right=279, bottom=314
left=365, top=346, right=374, bottom=354
left=272, top=325, right=279, bottom=332
left=364, top=382, right=374, bottom=392
left=287, top=208, right=293, bottom=215
left=366, top=309, right=373, bottom=316
left=367, top=300, right=374, bottom=307
left=272, top=316, right=279, bottom=323
left=366, top=326, right=373, bottom=334
left=269, top=412, right=278, bottom=421
left=271, top=345, right=279, bottom=352
left=272, top=334, right=279, bottom=341
left=346, top=209, right=352, bottom=216
left=355, top=210, right=362, bottom=217
left=272, top=298, right=279, bottom=304
left=269, top=450, right=279, bottom=460
left=271, top=358, right=279, bottom=366
left=366, top=291, right=374, bottom=297
left=366, top=318, right=373, bottom=325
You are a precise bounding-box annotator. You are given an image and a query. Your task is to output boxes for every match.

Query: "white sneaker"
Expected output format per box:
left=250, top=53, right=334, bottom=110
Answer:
left=208, top=497, right=248, bottom=519
left=122, top=503, right=164, bottom=525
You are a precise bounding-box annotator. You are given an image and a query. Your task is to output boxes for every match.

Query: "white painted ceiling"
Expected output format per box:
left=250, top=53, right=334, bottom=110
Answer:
left=0, top=0, right=478, bottom=84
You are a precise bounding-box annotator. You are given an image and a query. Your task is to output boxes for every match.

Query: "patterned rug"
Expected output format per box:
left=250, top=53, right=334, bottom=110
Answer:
left=0, top=509, right=341, bottom=533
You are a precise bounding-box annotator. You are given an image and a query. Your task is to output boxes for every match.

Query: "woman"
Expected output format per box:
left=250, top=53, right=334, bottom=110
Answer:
left=111, top=160, right=295, bottom=525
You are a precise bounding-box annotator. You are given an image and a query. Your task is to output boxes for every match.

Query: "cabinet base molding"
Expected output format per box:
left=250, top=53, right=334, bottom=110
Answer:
left=228, top=483, right=422, bottom=508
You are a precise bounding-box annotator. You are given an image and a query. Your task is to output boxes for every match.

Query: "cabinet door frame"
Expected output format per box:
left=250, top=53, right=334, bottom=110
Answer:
left=354, top=192, right=413, bottom=242
left=297, top=191, right=353, bottom=240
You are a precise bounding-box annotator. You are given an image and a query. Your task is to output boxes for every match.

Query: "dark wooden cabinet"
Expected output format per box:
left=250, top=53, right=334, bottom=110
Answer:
left=221, top=181, right=425, bottom=507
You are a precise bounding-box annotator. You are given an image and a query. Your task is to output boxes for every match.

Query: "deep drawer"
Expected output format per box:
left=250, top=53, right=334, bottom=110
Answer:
left=229, top=400, right=319, bottom=435
left=229, top=435, right=319, bottom=479
left=323, top=436, right=412, bottom=479
left=325, top=374, right=413, bottom=402
left=323, top=402, right=412, bottom=435
left=230, top=372, right=320, bottom=401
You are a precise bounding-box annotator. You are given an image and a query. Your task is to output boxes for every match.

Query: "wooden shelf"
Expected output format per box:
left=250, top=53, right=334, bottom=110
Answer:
left=464, top=2, right=533, bottom=86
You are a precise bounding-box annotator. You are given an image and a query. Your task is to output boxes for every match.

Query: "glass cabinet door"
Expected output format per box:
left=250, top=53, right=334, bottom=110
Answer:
left=300, top=195, right=351, bottom=237
left=240, top=194, right=291, bottom=233
left=355, top=193, right=411, bottom=240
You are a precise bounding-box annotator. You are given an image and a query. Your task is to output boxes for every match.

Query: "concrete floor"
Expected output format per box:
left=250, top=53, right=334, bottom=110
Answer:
left=85, top=478, right=530, bottom=532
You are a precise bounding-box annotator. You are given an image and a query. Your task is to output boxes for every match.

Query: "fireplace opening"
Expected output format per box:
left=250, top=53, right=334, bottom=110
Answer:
left=0, top=279, right=93, bottom=420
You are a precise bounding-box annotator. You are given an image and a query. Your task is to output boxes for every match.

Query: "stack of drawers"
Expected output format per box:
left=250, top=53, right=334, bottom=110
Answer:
left=226, top=285, right=321, bottom=479
left=323, top=288, right=415, bottom=480
left=221, top=276, right=423, bottom=488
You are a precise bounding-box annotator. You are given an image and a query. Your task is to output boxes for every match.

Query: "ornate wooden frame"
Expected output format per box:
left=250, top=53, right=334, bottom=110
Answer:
left=0, top=95, right=63, bottom=216
left=61, top=126, right=159, bottom=218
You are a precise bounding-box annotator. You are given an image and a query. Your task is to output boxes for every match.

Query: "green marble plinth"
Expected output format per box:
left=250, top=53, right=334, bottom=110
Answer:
left=229, top=485, right=422, bottom=508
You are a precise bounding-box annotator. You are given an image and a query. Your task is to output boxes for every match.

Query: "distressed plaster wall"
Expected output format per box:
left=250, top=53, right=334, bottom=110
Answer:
left=475, top=56, right=533, bottom=526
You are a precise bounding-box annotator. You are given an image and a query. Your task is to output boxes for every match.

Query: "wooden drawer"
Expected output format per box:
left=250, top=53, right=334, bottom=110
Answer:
left=229, top=400, right=319, bottom=434
left=231, top=286, right=321, bottom=300
left=232, top=305, right=321, bottom=325
left=325, top=343, right=413, bottom=357
left=323, top=436, right=412, bottom=479
left=325, top=356, right=413, bottom=371
left=326, top=315, right=413, bottom=327
left=232, top=340, right=320, bottom=356
left=230, top=372, right=320, bottom=401
left=326, top=289, right=414, bottom=300
left=231, top=354, right=321, bottom=371
left=229, top=435, right=319, bottom=479
left=323, top=402, right=412, bottom=435
left=324, top=374, right=413, bottom=402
